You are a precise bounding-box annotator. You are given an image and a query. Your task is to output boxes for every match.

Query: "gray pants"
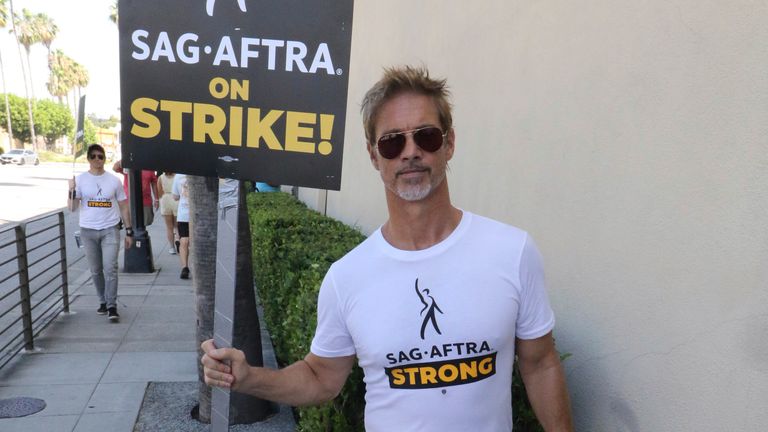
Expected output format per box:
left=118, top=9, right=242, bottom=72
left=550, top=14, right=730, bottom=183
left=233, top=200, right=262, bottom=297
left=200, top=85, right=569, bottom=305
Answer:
left=143, top=206, right=154, bottom=226
left=81, top=226, right=120, bottom=308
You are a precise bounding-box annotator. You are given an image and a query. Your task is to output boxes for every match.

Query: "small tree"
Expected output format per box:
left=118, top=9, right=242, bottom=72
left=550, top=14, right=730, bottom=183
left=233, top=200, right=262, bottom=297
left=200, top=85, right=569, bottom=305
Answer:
left=34, top=99, right=73, bottom=150
left=0, top=92, right=31, bottom=144
left=67, top=116, right=96, bottom=148
left=88, top=113, right=118, bottom=129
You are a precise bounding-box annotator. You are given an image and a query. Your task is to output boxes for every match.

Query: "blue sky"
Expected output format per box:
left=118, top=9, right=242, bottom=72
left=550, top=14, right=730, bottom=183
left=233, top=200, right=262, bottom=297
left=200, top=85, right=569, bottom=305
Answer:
left=1, top=0, right=120, bottom=118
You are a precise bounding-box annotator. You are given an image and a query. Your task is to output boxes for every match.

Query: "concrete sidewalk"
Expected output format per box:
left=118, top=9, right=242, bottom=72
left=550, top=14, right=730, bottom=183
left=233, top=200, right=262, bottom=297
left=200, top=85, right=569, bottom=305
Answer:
left=0, top=218, right=294, bottom=431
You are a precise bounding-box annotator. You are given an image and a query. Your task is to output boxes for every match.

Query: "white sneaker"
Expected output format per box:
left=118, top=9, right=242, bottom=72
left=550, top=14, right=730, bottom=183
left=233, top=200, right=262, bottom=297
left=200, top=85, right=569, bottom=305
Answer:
left=169, top=247, right=177, bottom=255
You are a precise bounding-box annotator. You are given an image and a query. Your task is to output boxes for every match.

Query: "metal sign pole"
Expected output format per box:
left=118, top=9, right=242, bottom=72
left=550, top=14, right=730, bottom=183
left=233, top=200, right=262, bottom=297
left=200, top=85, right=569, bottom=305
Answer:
left=210, top=178, right=240, bottom=431
left=123, top=168, right=155, bottom=272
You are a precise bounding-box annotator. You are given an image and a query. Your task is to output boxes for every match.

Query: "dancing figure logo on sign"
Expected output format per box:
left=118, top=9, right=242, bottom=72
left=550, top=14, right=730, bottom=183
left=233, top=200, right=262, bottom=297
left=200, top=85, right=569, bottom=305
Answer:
left=206, top=0, right=247, bottom=16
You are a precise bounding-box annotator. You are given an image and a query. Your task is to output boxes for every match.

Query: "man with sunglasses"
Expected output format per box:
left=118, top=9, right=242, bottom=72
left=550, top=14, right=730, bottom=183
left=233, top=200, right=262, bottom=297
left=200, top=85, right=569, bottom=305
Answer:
left=68, top=144, right=133, bottom=322
left=201, top=66, right=573, bottom=431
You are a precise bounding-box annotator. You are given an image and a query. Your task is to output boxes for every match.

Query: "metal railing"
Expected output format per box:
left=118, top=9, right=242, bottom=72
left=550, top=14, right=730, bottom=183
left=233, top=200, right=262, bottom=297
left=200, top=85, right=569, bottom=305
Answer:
left=0, top=210, right=70, bottom=369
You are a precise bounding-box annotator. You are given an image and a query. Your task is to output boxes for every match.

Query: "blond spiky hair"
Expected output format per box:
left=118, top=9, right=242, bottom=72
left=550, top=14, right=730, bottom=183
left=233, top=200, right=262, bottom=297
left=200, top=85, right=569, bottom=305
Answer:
left=360, top=65, right=453, bottom=144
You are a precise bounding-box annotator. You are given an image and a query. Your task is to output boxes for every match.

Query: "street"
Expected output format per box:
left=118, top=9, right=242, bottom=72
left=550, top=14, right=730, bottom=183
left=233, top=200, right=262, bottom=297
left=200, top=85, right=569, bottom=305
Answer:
left=0, top=162, right=92, bottom=362
left=0, top=161, right=90, bottom=283
left=0, top=161, right=89, bottom=225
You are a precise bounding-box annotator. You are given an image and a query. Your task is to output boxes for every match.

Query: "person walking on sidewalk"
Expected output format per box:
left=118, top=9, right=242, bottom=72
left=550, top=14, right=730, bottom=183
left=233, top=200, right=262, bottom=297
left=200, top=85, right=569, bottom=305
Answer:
left=172, top=173, right=190, bottom=279
left=112, top=160, right=159, bottom=226
left=157, top=172, right=179, bottom=255
left=201, top=66, right=573, bottom=431
left=68, top=144, right=133, bottom=322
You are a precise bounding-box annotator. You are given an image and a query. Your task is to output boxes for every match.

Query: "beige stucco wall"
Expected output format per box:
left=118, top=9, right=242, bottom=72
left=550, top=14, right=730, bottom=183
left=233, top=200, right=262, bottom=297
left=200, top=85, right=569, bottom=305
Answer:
left=299, top=1, right=768, bottom=430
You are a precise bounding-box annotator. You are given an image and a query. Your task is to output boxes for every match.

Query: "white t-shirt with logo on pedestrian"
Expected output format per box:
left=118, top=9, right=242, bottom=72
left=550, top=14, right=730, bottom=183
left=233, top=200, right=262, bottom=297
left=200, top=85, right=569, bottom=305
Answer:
left=75, top=171, right=126, bottom=230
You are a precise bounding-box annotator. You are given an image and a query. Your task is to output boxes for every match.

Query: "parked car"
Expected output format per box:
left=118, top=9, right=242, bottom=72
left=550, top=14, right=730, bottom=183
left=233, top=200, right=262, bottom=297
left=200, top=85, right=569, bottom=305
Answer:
left=0, top=149, right=40, bottom=165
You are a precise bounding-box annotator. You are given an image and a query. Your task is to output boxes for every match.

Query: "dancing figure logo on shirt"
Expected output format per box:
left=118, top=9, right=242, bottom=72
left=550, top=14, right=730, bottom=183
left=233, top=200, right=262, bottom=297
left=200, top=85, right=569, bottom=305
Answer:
left=86, top=182, right=113, bottom=208
left=382, top=278, right=498, bottom=389
left=415, top=278, right=443, bottom=340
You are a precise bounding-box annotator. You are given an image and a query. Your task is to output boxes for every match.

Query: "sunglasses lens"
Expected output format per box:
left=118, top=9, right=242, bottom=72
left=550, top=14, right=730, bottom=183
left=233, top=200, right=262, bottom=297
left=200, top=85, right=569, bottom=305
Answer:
left=376, top=127, right=445, bottom=159
left=377, top=134, right=405, bottom=159
left=414, top=127, right=444, bottom=152
left=90, top=154, right=104, bottom=160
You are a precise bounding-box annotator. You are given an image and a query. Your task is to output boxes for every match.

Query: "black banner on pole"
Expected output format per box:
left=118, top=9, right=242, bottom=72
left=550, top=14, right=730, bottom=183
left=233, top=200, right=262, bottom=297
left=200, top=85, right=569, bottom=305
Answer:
left=74, top=95, right=86, bottom=158
left=118, top=0, right=355, bottom=190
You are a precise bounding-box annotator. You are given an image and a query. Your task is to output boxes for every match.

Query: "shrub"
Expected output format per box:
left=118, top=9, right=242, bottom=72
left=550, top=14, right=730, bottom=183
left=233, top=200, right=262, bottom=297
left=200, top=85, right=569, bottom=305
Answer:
left=248, top=192, right=366, bottom=431
left=248, top=191, right=564, bottom=431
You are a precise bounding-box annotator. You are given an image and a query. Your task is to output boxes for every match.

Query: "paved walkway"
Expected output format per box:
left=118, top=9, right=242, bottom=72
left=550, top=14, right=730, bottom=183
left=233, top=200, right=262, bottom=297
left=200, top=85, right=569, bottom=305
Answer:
left=0, top=218, right=292, bottom=431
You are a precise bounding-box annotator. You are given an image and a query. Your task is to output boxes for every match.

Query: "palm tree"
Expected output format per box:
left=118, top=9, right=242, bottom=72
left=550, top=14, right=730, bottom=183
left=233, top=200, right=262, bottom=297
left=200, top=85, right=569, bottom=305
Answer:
left=48, top=52, right=88, bottom=134
left=71, top=61, right=88, bottom=117
left=8, top=0, right=37, bottom=147
left=109, top=0, right=118, bottom=25
left=36, top=12, right=57, bottom=79
left=187, top=177, right=272, bottom=424
left=47, top=49, right=72, bottom=103
left=0, top=0, right=14, bottom=149
left=14, top=9, right=40, bottom=100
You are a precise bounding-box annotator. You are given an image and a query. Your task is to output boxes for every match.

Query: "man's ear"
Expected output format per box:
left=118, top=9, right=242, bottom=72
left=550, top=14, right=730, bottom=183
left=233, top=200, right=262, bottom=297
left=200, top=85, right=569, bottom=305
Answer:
left=368, top=142, right=380, bottom=171
left=444, top=128, right=456, bottom=161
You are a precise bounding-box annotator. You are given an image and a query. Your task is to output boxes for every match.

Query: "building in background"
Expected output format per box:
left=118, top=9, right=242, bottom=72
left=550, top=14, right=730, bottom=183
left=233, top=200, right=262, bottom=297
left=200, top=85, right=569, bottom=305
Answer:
left=294, top=2, right=768, bottom=431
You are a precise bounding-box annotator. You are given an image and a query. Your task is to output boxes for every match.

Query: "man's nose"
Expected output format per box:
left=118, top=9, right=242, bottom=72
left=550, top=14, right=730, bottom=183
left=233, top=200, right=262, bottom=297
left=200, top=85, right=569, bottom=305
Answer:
left=400, top=133, right=422, bottom=159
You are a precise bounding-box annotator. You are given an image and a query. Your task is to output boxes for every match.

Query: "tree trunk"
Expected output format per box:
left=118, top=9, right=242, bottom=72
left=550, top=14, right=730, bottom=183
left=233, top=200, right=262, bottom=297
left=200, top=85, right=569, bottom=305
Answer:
left=9, top=0, right=34, bottom=149
left=25, top=51, right=35, bottom=101
left=23, top=51, right=37, bottom=150
left=188, top=176, right=273, bottom=425
left=188, top=175, right=217, bottom=423
left=0, top=51, right=14, bottom=149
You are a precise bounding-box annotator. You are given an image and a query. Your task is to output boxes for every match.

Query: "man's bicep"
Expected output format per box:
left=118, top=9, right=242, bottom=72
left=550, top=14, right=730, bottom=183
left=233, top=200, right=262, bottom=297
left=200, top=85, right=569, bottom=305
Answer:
left=303, top=353, right=355, bottom=397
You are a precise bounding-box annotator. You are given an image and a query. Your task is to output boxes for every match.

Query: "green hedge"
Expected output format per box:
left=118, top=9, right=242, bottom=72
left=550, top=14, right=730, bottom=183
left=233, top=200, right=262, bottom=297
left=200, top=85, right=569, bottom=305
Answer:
left=248, top=191, right=555, bottom=431
left=248, top=191, right=366, bottom=431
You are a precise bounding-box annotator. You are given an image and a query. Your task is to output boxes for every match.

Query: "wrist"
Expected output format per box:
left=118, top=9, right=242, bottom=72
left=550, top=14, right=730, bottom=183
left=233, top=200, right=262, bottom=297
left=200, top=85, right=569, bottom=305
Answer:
left=125, top=227, right=134, bottom=237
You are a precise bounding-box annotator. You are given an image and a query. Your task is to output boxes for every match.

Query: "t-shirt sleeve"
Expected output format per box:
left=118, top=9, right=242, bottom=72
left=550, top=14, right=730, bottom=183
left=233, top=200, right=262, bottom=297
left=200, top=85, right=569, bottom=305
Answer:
left=310, top=268, right=356, bottom=357
left=74, top=174, right=83, bottom=198
left=515, top=234, right=556, bottom=340
left=115, top=176, right=127, bottom=201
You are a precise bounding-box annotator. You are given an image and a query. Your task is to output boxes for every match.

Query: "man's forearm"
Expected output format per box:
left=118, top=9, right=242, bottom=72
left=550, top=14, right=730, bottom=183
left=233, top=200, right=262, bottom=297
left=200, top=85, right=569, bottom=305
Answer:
left=239, top=360, right=342, bottom=407
left=118, top=201, right=132, bottom=228
left=235, top=353, right=354, bottom=407
left=520, top=355, right=574, bottom=431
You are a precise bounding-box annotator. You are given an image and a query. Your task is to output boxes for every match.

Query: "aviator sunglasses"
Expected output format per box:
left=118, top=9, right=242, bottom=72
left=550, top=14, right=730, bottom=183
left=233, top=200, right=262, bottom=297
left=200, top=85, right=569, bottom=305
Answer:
left=375, top=126, right=447, bottom=159
left=88, top=153, right=105, bottom=160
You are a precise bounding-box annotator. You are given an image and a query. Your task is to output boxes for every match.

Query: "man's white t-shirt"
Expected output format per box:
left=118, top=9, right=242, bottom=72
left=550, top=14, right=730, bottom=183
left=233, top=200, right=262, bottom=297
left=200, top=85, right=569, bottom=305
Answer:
left=310, top=211, right=555, bottom=432
left=75, top=171, right=126, bottom=230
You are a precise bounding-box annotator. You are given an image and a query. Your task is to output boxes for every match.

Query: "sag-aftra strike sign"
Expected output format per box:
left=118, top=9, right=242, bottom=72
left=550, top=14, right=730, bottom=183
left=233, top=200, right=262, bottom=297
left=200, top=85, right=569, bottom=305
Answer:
left=118, top=0, right=354, bottom=189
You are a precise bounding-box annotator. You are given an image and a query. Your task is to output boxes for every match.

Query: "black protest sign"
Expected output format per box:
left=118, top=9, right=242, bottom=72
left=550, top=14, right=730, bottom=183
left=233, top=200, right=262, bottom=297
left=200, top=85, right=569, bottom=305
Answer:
left=118, top=0, right=354, bottom=189
left=74, top=95, right=86, bottom=157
